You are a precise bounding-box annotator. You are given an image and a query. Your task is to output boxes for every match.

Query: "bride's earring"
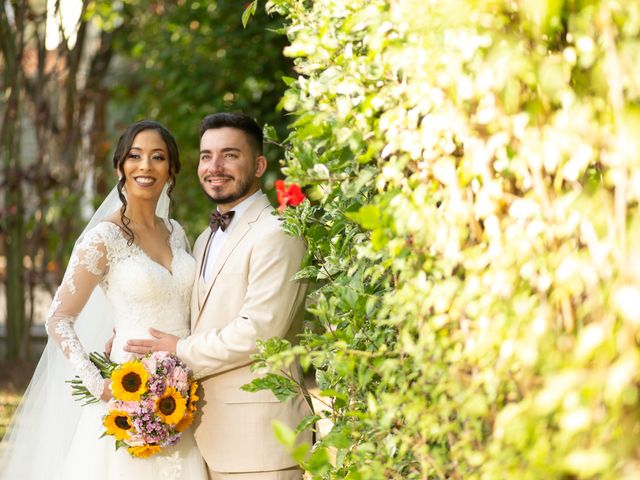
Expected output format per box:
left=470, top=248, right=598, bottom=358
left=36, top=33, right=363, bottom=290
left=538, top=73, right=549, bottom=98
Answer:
left=117, top=173, right=127, bottom=193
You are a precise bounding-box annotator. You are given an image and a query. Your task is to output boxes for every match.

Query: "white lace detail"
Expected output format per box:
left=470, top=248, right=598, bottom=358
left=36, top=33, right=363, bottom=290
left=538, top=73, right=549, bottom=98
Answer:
left=159, top=451, right=182, bottom=480
left=53, top=316, right=105, bottom=398
left=2, top=180, right=207, bottom=480
left=62, top=229, right=108, bottom=295
left=46, top=294, right=62, bottom=324
left=45, top=227, right=110, bottom=399
left=45, top=220, right=195, bottom=400
left=169, top=219, right=189, bottom=253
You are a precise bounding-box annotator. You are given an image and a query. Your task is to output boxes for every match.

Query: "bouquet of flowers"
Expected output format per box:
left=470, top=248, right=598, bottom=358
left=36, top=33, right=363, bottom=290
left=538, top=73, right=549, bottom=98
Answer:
left=68, top=351, right=199, bottom=458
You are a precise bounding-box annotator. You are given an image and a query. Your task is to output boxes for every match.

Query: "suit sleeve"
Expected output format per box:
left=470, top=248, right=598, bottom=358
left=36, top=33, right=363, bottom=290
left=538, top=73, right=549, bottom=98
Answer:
left=177, top=227, right=307, bottom=379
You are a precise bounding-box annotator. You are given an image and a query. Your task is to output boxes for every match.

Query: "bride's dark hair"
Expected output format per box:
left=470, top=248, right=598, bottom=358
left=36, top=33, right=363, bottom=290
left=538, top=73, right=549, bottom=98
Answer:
left=112, top=120, right=181, bottom=244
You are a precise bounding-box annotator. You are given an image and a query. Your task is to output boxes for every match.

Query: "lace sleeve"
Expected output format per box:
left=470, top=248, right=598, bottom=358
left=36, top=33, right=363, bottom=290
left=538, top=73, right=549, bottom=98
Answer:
left=45, top=228, right=109, bottom=399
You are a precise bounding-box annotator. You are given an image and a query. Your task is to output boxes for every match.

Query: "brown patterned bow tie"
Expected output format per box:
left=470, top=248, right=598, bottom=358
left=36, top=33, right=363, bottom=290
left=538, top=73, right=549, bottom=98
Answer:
left=209, top=210, right=235, bottom=233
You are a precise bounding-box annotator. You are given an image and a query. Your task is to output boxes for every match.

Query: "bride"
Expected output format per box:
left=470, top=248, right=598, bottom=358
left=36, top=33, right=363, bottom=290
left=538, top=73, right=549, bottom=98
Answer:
left=0, top=120, right=207, bottom=479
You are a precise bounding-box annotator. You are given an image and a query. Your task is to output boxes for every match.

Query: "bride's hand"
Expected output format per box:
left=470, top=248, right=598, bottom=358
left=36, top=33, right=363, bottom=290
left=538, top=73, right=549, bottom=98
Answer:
left=100, top=379, right=112, bottom=402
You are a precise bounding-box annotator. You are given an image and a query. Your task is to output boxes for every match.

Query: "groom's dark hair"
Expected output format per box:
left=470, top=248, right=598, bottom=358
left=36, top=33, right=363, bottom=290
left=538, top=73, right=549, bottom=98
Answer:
left=199, top=112, right=263, bottom=155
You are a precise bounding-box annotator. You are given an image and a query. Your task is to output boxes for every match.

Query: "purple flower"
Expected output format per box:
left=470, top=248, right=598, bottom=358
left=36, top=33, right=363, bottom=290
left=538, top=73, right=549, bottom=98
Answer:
left=101, top=351, right=195, bottom=457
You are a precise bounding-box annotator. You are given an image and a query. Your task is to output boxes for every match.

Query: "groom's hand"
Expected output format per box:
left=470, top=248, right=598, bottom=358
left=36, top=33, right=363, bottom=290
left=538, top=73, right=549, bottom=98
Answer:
left=124, top=328, right=179, bottom=355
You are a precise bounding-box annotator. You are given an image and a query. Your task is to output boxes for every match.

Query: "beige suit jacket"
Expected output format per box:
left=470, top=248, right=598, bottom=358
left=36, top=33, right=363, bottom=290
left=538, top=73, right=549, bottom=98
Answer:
left=176, top=194, right=312, bottom=473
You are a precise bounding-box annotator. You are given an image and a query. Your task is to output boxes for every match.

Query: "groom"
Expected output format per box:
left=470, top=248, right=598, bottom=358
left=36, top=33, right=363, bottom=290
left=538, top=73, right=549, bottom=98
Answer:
left=125, top=112, right=313, bottom=479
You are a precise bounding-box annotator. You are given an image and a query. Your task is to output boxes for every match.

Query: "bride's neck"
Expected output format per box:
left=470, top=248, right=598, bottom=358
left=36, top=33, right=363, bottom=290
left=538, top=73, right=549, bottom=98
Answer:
left=124, top=198, right=160, bottom=228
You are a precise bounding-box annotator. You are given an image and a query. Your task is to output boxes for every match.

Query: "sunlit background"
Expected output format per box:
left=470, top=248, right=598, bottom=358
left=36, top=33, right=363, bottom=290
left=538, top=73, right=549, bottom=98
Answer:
left=3, top=1, right=640, bottom=477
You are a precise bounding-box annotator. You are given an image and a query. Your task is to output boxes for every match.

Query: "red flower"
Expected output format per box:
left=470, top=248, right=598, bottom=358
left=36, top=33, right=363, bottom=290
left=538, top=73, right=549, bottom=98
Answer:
left=275, top=180, right=306, bottom=212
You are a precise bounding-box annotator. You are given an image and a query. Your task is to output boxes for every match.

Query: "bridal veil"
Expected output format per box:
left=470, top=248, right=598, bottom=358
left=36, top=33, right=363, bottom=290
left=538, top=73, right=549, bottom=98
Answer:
left=0, top=185, right=170, bottom=478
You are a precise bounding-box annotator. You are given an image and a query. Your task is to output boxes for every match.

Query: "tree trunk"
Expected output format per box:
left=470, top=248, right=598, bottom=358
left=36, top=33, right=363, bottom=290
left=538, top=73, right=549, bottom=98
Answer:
left=4, top=184, right=26, bottom=361
left=0, top=1, right=26, bottom=361
left=1, top=1, right=122, bottom=360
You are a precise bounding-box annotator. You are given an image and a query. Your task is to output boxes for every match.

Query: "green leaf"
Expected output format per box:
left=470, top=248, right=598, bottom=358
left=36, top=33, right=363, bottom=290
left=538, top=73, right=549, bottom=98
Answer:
left=272, top=419, right=296, bottom=448
left=303, top=446, right=331, bottom=475
left=282, top=76, right=296, bottom=86
left=241, top=373, right=299, bottom=401
left=241, top=0, right=258, bottom=29
left=263, top=123, right=279, bottom=142
left=319, top=389, right=349, bottom=402
left=291, top=442, right=311, bottom=464
left=294, top=265, right=320, bottom=280
left=346, top=205, right=381, bottom=230
left=296, top=414, right=321, bottom=434
left=322, top=424, right=352, bottom=449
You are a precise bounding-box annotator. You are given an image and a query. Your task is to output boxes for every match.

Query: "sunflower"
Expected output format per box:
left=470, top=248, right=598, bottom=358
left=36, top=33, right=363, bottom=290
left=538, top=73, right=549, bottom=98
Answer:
left=103, top=410, right=132, bottom=441
left=155, top=386, right=187, bottom=425
left=175, top=412, right=194, bottom=433
left=111, top=360, right=149, bottom=402
left=128, top=444, right=161, bottom=458
left=187, top=381, right=199, bottom=412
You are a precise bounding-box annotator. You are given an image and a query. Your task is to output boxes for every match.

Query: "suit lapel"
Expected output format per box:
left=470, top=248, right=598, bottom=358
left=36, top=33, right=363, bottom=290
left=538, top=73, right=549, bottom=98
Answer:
left=194, top=194, right=271, bottom=328
left=196, top=231, right=213, bottom=283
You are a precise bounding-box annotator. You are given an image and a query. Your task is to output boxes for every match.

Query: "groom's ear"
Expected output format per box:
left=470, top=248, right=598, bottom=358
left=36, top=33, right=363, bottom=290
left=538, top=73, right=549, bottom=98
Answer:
left=255, top=155, right=267, bottom=178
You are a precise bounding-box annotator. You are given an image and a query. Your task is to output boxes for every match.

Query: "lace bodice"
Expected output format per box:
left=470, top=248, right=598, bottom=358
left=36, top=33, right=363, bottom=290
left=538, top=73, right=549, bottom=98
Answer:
left=45, top=220, right=195, bottom=399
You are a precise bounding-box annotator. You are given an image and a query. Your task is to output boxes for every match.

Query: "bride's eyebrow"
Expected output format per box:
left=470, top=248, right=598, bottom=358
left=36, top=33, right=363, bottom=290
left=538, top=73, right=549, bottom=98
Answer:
left=129, top=147, right=167, bottom=154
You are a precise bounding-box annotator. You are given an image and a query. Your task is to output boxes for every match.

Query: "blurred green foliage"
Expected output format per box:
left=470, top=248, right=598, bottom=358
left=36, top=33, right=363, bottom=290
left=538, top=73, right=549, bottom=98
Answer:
left=248, top=0, right=640, bottom=478
left=104, top=0, right=292, bottom=237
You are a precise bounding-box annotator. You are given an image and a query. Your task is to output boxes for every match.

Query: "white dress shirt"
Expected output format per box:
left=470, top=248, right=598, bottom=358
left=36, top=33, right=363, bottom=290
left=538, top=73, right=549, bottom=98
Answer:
left=202, top=190, right=263, bottom=282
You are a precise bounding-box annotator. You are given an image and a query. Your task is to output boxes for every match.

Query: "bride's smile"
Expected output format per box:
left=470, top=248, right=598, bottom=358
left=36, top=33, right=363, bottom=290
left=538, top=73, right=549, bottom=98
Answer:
left=133, top=175, right=158, bottom=187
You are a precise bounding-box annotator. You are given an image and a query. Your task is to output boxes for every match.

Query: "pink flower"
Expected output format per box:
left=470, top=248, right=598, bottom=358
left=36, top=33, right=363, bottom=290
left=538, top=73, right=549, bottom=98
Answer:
left=126, top=434, right=145, bottom=447
left=142, top=355, right=158, bottom=373
left=98, top=351, right=197, bottom=457
left=170, top=368, right=188, bottom=391
left=120, top=401, right=139, bottom=415
left=152, top=351, right=169, bottom=361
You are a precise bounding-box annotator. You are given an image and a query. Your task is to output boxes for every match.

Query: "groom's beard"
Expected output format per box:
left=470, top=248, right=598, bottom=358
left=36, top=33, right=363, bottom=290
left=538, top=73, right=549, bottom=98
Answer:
left=203, top=174, right=254, bottom=205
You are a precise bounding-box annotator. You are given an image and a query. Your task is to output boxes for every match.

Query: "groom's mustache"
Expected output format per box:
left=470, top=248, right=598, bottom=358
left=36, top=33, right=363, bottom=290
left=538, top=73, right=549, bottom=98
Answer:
left=204, top=173, right=234, bottom=181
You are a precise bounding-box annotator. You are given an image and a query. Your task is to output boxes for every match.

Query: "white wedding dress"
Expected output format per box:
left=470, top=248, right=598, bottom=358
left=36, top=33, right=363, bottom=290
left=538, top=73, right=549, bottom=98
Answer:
left=1, top=219, right=207, bottom=479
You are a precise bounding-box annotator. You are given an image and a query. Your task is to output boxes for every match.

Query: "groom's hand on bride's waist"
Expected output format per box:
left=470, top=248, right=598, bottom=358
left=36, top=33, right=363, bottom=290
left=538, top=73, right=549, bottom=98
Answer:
left=124, top=328, right=179, bottom=355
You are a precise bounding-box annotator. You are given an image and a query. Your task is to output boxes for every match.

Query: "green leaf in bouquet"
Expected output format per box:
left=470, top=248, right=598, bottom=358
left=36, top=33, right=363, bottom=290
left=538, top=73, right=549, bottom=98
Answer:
left=67, top=351, right=118, bottom=405
left=89, top=352, right=118, bottom=377
left=66, top=378, right=99, bottom=406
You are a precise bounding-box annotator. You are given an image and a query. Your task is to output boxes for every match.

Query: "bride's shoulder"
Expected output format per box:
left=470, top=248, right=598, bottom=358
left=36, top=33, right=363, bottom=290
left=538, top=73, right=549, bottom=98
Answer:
left=77, top=221, right=123, bottom=249
left=168, top=218, right=187, bottom=235
left=167, top=219, right=191, bottom=250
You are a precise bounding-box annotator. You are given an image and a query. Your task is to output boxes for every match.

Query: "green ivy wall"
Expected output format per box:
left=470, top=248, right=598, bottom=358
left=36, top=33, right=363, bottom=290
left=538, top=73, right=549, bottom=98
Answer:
left=253, top=1, right=640, bottom=478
